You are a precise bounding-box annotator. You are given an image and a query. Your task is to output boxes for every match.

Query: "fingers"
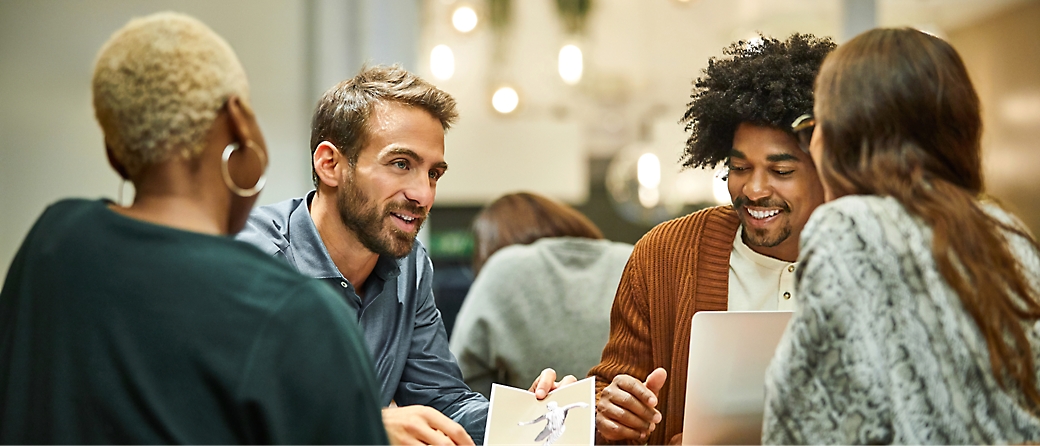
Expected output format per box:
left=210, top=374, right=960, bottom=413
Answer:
left=596, top=409, right=656, bottom=442
left=595, top=374, right=663, bottom=441
left=644, top=367, right=668, bottom=401
left=559, top=374, right=578, bottom=387
left=668, top=432, right=684, bottom=445
left=382, top=406, right=474, bottom=445
left=422, top=411, right=474, bottom=445
left=530, top=368, right=558, bottom=399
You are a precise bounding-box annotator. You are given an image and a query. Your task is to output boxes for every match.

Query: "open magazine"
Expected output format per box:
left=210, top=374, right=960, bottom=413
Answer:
left=484, top=377, right=595, bottom=446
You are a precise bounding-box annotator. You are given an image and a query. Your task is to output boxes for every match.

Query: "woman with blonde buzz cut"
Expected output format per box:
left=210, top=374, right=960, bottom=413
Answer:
left=0, top=12, right=387, bottom=443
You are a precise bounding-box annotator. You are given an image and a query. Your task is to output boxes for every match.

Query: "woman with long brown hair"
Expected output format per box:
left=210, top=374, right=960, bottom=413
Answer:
left=763, top=28, right=1040, bottom=443
left=449, top=192, right=633, bottom=397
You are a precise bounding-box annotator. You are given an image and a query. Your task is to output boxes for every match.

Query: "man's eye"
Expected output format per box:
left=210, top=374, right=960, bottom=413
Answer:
left=393, top=160, right=408, bottom=170
left=727, top=165, right=747, bottom=172
left=775, top=169, right=794, bottom=176
left=429, top=170, right=444, bottom=180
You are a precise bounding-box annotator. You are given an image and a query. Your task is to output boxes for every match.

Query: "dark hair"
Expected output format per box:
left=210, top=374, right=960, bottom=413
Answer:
left=815, top=27, right=1040, bottom=410
left=309, top=64, right=458, bottom=186
left=471, top=192, right=604, bottom=275
left=680, top=33, right=835, bottom=169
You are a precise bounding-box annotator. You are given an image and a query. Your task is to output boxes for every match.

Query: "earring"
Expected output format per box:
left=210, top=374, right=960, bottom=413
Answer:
left=117, top=178, right=128, bottom=206
left=221, top=141, right=267, bottom=197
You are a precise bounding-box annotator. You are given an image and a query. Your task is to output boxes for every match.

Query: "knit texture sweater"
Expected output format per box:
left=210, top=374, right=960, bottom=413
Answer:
left=763, top=195, right=1040, bottom=444
left=588, top=205, right=739, bottom=445
left=450, top=237, right=633, bottom=398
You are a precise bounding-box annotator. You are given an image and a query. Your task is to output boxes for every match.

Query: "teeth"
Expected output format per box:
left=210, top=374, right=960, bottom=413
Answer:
left=393, top=213, right=416, bottom=222
left=748, top=208, right=780, bottom=219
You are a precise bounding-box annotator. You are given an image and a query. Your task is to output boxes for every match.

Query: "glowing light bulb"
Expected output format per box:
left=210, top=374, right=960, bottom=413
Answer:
left=452, top=6, right=478, bottom=33
left=558, top=44, right=583, bottom=85
left=430, top=45, right=455, bottom=80
left=713, top=167, right=731, bottom=205
left=637, top=153, right=661, bottom=188
left=492, top=86, right=519, bottom=114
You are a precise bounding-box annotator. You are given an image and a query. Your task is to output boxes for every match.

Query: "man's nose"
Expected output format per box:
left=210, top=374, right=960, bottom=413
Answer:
left=743, top=171, right=772, bottom=202
left=403, top=173, right=435, bottom=210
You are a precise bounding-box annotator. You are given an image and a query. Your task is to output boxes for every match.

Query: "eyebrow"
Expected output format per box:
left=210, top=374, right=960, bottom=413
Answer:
left=386, top=147, right=449, bottom=171
left=727, top=149, right=800, bottom=163
left=766, top=153, right=800, bottom=163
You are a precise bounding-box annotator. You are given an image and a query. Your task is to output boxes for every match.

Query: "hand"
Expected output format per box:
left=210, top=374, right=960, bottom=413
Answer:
left=529, top=368, right=578, bottom=400
left=382, top=405, right=474, bottom=445
left=669, top=432, right=684, bottom=445
left=595, top=368, right=667, bottom=442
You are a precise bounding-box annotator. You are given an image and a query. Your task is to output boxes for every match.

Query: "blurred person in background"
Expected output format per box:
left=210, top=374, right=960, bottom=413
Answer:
left=449, top=192, right=633, bottom=398
left=531, top=33, right=836, bottom=444
left=0, top=12, right=386, bottom=444
left=763, top=27, right=1040, bottom=444
left=237, top=65, right=487, bottom=445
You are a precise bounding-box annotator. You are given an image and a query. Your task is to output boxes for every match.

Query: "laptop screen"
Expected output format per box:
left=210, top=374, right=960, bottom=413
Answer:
left=681, top=310, right=793, bottom=445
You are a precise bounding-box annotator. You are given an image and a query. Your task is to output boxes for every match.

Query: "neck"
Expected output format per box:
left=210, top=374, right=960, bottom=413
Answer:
left=113, top=161, right=230, bottom=235
left=310, top=189, right=379, bottom=289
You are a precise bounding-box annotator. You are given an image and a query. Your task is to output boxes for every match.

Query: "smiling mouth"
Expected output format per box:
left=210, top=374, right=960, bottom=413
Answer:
left=391, top=212, right=417, bottom=223
left=747, top=208, right=781, bottom=219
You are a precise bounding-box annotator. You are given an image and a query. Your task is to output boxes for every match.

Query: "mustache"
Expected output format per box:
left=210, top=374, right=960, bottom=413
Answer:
left=732, top=196, right=790, bottom=212
left=385, top=201, right=429, bottom=220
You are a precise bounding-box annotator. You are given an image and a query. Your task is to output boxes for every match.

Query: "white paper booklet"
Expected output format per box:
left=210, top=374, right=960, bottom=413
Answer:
left=484, top=377, right=595, bottom=446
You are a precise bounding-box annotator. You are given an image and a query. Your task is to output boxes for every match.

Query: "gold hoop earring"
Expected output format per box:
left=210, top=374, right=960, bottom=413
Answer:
left=221, top=141, right=267, bottom=197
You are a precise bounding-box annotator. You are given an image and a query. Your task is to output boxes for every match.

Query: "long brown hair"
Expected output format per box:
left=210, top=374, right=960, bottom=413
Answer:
left=814, top=28, right=1040, bottom=409
left=471, top=192, right=604, bottom=275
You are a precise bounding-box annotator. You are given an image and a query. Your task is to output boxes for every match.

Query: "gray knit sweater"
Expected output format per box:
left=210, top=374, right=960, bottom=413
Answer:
left=449, top=237, right=633, bottom=398
left=763, top=195, right=1040, bottom=444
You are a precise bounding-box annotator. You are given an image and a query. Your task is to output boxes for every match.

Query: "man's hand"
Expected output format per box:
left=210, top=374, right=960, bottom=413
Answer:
left=382, top=406, right=474, bottom=445
left=595, top=368, right=667, bottom=442
left=529, top=368, right=578, bottom=400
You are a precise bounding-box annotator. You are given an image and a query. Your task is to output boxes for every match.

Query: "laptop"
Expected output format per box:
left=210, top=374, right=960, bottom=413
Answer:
left=681, top=310, right=793, bottom=445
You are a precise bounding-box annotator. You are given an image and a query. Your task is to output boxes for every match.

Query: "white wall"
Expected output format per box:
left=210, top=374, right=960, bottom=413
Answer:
left=0, top=0, right=312, bottom=281
left=2, top=0, right=1035, bottom=283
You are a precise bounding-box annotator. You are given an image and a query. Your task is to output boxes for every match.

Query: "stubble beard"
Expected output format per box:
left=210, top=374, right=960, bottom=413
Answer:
left=733, top=195, right=793, bottom=249
left=336, top=175, right=426, bottom=259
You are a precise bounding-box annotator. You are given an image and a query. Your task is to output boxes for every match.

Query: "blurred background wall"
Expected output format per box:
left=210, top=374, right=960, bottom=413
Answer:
left=2, top=0, right=1038, bottom=294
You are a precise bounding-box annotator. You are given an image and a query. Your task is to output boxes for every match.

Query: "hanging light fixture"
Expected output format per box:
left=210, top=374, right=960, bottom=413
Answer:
left=491, top=86, right=519, bottom=114
left=452, top=6, right=478, bottom=33
left=558, top=44, right=583, bottom=85
left=430, top=44, right=455, bottom=80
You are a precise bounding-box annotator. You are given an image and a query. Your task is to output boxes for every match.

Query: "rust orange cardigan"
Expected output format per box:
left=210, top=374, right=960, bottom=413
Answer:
left=588, top=205, right=739, bottom=445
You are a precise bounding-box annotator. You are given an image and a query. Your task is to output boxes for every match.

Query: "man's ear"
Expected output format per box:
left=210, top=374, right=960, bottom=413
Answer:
left=105, top=145, right=130, bottom=180
left=313, top=141, right=343, bottom=188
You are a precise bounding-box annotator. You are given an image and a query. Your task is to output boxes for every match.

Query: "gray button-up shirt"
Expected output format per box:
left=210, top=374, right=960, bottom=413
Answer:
left=236, top=191, right=488, bottom=442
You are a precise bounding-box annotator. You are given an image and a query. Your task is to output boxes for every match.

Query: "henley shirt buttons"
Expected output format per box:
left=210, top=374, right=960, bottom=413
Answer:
left=788, top=265, right=796, bottom=273
left=783, top=292, right=791, bottom=300
left=340, top=281, right=348, bottom=288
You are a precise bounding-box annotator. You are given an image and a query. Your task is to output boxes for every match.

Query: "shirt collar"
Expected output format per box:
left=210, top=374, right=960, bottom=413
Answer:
left=733, top=225, right=794, bottom=270
left=288, top=190, right=401, bottom=282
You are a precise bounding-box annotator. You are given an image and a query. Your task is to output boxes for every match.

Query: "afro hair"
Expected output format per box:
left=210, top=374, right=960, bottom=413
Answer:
left=679, top=33, right=835, bottom=170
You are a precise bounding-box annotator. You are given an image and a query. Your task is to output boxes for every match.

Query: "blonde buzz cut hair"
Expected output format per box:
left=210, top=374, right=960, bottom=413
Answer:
left=92, top=11, right=249, bottom=177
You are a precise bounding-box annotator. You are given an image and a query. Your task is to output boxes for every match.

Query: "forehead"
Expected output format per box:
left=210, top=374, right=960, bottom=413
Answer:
left=362, top=101, right=446, bottom=159
left=730, top=122, right=806, bottom=162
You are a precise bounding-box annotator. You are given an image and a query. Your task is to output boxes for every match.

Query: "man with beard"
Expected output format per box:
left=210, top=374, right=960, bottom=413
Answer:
left=237, top=65, right=487, bottom=445
left=530, top=34, right=835, bottom=444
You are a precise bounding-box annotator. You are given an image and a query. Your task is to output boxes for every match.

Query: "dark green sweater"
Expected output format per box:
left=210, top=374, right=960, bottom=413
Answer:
left=0, top=199, right=388, bottom=444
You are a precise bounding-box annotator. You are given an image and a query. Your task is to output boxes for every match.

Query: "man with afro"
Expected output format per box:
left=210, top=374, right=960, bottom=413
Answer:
left=531, top=33, right=835, bottom=444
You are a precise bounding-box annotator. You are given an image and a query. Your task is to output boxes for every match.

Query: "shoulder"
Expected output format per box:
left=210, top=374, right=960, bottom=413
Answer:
left=803, top=196, right=917, bottom=251
left=236, top=196, right=308, bottom=254
left=631, top=205, right=738, bottom=260
left=36, top=198, right=104, bottom=223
